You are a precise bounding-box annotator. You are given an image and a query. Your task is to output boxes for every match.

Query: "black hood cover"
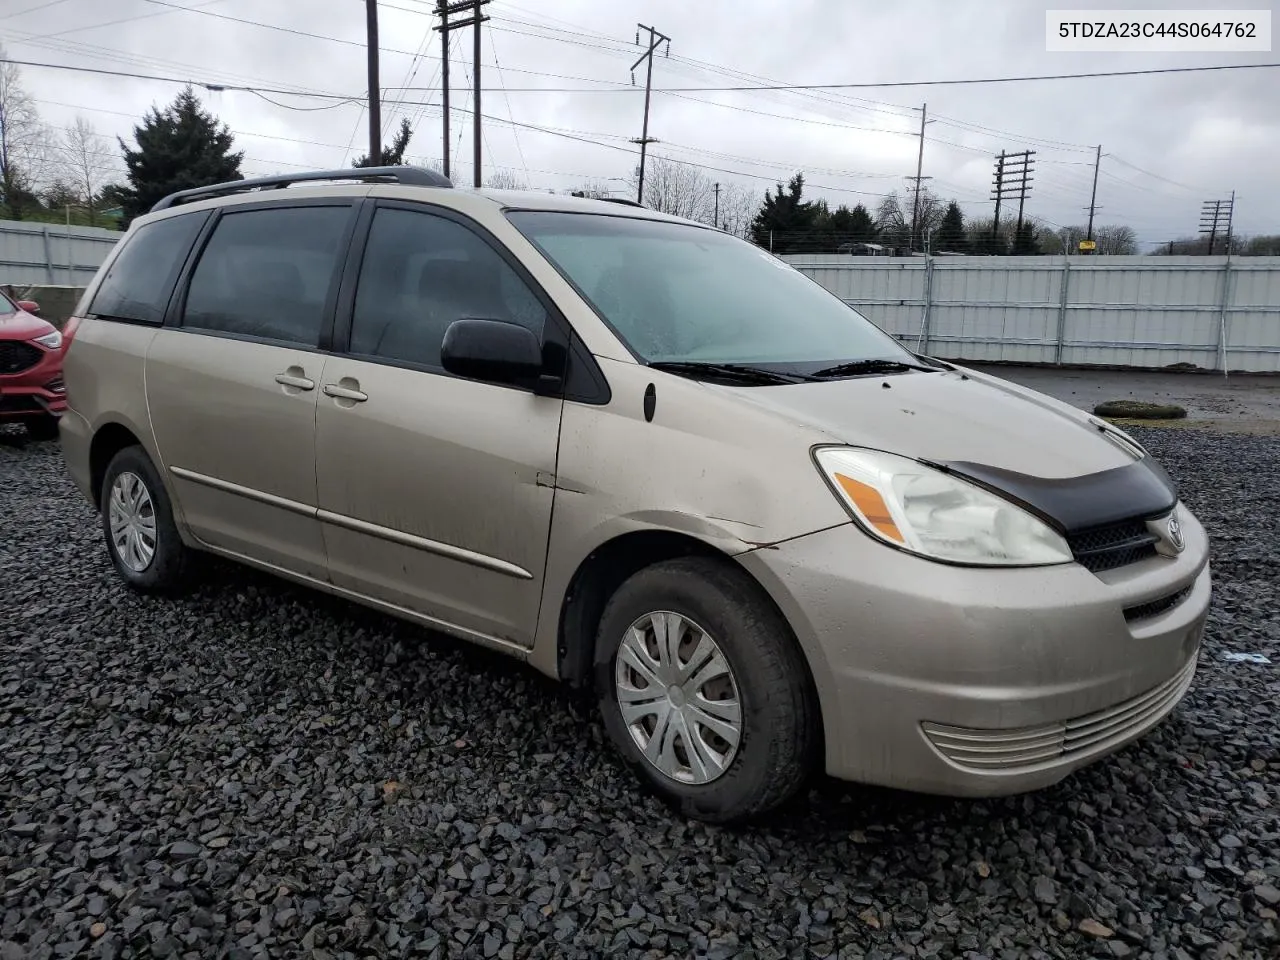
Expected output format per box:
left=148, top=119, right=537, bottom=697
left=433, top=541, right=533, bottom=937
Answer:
left=927, top=456, right=1178, bottom=535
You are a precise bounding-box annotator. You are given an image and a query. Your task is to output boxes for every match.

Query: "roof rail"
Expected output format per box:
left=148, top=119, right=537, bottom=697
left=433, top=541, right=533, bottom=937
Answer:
left=568, top=191, right=645, bottom=208
left=150, top=166, right=453, bottom=212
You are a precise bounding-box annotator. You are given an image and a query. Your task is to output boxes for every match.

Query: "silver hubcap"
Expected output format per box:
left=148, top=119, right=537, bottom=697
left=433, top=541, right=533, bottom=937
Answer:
left=108, top=471, right=157, bottom=573
left=614, top=611, right=743, bottom=785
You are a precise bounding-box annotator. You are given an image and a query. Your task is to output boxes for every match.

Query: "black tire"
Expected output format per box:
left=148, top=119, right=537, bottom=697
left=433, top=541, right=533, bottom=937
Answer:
left=24, top=415, right=60, bottom=442
left=593, top=556, right=819, bottom=823
left=100, top=445, right=194, bottom=593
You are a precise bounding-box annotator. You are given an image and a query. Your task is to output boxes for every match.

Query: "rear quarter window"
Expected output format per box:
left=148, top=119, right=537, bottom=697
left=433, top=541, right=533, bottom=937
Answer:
left=89, top=212, right=207, bottom=324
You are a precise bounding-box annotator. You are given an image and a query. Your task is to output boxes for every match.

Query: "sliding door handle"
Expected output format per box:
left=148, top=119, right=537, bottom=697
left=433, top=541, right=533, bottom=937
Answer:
left=323, top=383, right=368, bottom=402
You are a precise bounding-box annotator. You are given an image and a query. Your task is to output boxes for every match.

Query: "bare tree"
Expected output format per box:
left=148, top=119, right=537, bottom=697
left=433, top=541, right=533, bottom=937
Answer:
left=58, top=117, right=117, bottom=226
left=564, top=179, right=617, bottom=200
left=631, top=156, right=714, bottom=221
left=484, top=169, right=528, bottom=191
left=1055, top=223, right=1138, bottom=255
left=0, top=51, right=49, bottom=220
left=715, top=182, right=757, bottom=240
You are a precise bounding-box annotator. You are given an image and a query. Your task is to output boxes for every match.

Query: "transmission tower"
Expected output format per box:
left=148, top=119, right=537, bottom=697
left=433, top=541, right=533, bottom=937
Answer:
left=1199, top=193, right=1235, bottom=255
left=433, top=0, right=490, bottom=186
left=991, top=150, right=1035, bottom=253
left=629, top=23, right=671, bottom=204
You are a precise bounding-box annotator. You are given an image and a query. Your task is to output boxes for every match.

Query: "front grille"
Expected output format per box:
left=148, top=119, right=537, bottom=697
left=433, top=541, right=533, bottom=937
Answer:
left=0, top=341, right=42, bottom=375
left=1067, top=518, right=1160, bottom=573
left=922, top=655, right=1197, bottom=772
left=1124, top=586, right=1192, bottom=623
left=0, top=394, right=42, bottom=413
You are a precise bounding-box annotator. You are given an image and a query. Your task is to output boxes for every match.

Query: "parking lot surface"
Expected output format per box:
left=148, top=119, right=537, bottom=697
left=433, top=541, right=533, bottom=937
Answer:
left=964, top=364, right=1280, bottom=435
left=2, top=424, right=1278, bottom=960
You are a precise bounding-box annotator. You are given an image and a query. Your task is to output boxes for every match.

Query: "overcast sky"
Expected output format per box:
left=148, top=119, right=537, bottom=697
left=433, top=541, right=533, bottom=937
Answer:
left=3, top=0, right=1277, bottom=249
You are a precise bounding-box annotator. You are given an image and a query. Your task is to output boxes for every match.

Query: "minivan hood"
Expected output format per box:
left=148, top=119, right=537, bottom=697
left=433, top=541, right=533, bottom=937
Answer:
left=0, top=306, right=55, bottom=341
left=731, top=366, right=1135, bottom=479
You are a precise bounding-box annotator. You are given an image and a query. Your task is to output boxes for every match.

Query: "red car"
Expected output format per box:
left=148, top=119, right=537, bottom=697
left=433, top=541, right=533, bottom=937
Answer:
left=0, top=292, right=75, bottom=441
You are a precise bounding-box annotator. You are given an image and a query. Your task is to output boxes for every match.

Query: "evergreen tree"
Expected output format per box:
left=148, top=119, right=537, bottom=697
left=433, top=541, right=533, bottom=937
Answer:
left=1011, top=221, right=1040, bottom=255
left=750, top=173, right=816, bottom=254
left=117, top=86, right=242, bottom=223
left=933, top=201, right=966, bottom=253
left=829, top=203, right=878, bottom=248
left=353, top=117, right=413, bottom=167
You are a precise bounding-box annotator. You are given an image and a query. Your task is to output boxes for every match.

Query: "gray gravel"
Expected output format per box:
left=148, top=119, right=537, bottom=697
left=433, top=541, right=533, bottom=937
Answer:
left=2, top=424, right=1278, bottom=959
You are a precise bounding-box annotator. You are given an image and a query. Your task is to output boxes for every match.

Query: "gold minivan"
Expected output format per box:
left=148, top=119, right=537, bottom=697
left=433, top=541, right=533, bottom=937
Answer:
left=61, top=168, right=1211, bottom=822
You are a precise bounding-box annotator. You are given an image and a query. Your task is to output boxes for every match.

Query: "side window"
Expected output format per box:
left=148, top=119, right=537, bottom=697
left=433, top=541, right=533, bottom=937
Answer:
left=349, top=207, right=547, bottom=368
left=182, top=205, right=350, bottom=347
left=89, top=212, right=206, bottom=324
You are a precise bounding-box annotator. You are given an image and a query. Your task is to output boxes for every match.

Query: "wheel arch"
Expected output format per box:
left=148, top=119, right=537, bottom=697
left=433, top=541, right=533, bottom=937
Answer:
left=89, top=421, right=146, bottom=509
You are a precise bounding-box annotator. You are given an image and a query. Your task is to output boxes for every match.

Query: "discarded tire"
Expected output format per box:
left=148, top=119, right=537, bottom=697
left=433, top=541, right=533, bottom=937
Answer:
left=1093, top=399, right=1187, bottom=419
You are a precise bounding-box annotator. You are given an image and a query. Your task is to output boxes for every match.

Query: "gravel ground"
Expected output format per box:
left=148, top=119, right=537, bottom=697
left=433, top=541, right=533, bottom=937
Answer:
left=1, top=424, right=1277, bottom=960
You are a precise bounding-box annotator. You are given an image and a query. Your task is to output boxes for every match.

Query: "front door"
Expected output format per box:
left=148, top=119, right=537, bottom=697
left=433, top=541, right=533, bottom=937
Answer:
left=147, top=202, right=357, bottom=581
left=315, top=203, right=564, bottom=648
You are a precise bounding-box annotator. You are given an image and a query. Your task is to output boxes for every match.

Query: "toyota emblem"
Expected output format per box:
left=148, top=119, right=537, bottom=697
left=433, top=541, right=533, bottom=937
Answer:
left=1167, top=514, right=1185, bottom=552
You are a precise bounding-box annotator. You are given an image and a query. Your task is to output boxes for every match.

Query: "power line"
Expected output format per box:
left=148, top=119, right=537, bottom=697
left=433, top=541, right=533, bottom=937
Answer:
left=487, top=29, right=528, bottom=185
left=0, top=0, right=75, bottom=22
left=470, top=61, right=1280, bottom=91
left=8, top=0, right=229, bottom=42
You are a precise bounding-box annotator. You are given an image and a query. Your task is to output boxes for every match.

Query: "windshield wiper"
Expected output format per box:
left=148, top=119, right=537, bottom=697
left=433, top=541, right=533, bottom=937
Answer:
left=809, top=358, right=936, bottom=379
left=646, top=361, right=814, bottom=385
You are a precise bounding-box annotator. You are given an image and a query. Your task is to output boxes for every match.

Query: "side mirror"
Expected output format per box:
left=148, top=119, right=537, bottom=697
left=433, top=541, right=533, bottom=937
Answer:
left=17, top=300, right=40, bottom=316
left=441, top=318, right=544, bottom=387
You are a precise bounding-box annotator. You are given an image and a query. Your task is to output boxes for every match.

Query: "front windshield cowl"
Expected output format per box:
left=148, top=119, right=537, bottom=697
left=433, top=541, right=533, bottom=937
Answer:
left=505, top=210, right=922, bottom=372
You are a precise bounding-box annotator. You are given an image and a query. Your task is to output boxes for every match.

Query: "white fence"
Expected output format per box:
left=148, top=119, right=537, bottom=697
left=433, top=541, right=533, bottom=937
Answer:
left=783, top=254, right=1280, bottom=374
left=0, top=219, right=122, bottom=288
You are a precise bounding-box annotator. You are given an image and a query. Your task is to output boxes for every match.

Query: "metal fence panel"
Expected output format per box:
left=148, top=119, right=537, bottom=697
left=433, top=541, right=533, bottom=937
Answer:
left=0, top=219, right=121, bottom=287
left=784, top=254, right=1280, bottom=373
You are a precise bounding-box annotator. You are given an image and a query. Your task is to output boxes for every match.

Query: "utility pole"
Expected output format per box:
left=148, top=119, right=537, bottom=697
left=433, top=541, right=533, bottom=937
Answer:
left=991, top=149, right=1034, bottom=254
left=433, top=0, right=488, bottom=183
left=713, top=182, right=720, bottom=227
left=1085, top=144, right=1101, bottom=248
left=630, top=23, right=670, bottom=204
left=909, top=103, right=927, bottom=253
left=365, top=0, right=381, bottom=165
left=1200, top=194, right=1234, bottom=255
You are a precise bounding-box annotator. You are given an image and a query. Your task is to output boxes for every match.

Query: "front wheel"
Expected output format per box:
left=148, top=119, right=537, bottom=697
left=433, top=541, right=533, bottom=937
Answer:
left=100, top=445, right=194, bottom=593
left=594, top=557, right=819, bottom=823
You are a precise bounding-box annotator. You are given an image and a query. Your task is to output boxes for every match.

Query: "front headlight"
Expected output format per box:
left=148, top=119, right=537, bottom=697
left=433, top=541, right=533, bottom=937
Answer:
left=33, top=330, right=62, bottom=350
left=814, top=447, right=1073, bottom=567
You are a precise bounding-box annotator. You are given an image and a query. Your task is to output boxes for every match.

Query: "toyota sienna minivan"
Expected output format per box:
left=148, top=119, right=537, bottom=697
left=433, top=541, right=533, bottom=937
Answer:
left=60, top=167, right=1211, bottom=822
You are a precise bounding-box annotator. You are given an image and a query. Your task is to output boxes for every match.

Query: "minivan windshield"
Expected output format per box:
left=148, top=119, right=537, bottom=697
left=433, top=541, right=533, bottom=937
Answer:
left=506, top=210, right=929, bottom=380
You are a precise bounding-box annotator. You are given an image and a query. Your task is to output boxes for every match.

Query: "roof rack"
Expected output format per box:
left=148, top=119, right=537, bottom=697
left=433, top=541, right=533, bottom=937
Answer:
left=150, top=166, right=453, bottom=212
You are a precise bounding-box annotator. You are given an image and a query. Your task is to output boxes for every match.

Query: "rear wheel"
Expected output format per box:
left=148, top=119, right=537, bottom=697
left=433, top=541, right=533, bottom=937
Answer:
left=24, top=415, right=59, bottom=442
left=100, top=445, right=194, bottom=593
left=594, top=557, right=819, bottom=823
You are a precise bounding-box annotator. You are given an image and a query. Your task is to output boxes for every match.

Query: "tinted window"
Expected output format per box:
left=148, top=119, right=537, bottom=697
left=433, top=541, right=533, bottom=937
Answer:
left=507, top=211, right=917, bottom=369
left=89, top=213, right=205, bottom=324
left=349, top=207, right=546, bottom=368
left=183, top=205, right=350, bottom=346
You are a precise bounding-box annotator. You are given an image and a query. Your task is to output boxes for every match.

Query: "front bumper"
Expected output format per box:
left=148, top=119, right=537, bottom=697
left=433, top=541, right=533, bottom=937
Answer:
left=736, top=501, right=1211, bottom=796
left=0, top=345, right=67, bottom=421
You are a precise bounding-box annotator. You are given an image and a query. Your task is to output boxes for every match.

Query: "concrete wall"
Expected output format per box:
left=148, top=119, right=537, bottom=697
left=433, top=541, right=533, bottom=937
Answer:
left=783, top=254, right=1280, bottom=374
left=0, top=219, right=121, bottom=288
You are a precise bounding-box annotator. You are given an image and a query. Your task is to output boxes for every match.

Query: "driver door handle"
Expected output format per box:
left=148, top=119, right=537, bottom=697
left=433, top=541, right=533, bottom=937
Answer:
left=274, top=373, right=315, bottom=390
left=323, top=383, right=368, bottom=402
